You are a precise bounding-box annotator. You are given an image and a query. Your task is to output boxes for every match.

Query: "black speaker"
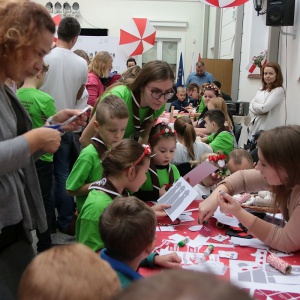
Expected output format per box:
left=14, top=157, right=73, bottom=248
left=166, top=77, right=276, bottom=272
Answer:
left=266, top=0, right=295, bottom=26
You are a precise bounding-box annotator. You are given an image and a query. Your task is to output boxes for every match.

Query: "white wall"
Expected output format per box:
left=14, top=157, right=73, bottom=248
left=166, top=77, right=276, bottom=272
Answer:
left=36, top=0, right=205, bottom=77
left=238, top=0, right=300, bottom=125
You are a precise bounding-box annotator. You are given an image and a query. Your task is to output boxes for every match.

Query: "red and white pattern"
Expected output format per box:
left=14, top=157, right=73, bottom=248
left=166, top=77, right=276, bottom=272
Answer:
left=199, top=0, right=248, bottom=8
left=119, top=18, right=156, bottom=56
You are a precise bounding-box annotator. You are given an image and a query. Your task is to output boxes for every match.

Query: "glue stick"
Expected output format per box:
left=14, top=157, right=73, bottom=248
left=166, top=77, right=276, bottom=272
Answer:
left=178, top=236, right=190, bottom=247
left=204, top=244, right=214, bottom=256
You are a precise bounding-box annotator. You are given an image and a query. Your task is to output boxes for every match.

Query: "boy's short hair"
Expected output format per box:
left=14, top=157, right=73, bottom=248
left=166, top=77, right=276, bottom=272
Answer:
left=96, top=95, right=129, bottom=126
left=19, top=244, right=121, bottom=300
left=227, top=149, right=253, bottom=173
left=177, top=86, right=186, bottom=93
left=99, top=196, right=156, bottom=261
left=113, top=269, right=253, bottom=300
left=204, top=109, right=225, bottom=128
left=187, top=82, right=199, bottom=92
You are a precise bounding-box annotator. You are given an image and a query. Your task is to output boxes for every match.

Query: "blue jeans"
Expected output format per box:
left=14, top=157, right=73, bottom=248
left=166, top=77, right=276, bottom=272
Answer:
left=52, top=132, right=76, bottom=230
left=35, top=159, right=53, bottom=252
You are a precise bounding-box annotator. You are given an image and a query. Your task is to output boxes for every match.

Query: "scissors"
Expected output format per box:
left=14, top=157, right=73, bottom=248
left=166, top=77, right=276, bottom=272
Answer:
left=46, top=106, right=90, bottom=132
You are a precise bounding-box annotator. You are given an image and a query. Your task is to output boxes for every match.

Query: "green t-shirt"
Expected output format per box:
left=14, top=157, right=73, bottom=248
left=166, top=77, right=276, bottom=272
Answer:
left=76, top=190, right=113, bottom=251
left=17, top=87, right=56, bottom=162
left=100, top=85, right=165, bottom=139
left=197, top=96, right=206, bottom=114
left=207, top=131, right=234, bottom=156
left=139, top=164, right=180, bottom=192
left=66, top=144, right=103, bottom=212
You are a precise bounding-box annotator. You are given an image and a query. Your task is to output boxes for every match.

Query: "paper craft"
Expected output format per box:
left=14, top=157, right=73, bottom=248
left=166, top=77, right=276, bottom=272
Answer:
left=188, top=225, right=203, bottom=232
left=158, top=177, right=197, bottom=221
left=211, top=234, right=229, bottom=242
left=183, top=160, right=218, bottom=187
left=159, top=226, right=176, bottom=232
left=199, top=224, right=213, bottom=237
left=178, top=214, right=195, bottom=222
left=218, top=250, right=238, bottom=259
left=188, top=235, right=209, bottom=248
left=230, top=237, right=269, bottom=250
left=213, top=207, right=240, bottom=227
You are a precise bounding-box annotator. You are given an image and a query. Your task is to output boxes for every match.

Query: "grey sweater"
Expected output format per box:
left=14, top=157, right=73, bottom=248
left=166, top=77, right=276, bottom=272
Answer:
left=0, top=85, right=47, bottom=234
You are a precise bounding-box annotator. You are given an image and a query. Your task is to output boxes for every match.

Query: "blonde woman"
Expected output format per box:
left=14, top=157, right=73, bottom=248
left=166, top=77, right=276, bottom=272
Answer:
left=86, top=51, right=113, bottom=107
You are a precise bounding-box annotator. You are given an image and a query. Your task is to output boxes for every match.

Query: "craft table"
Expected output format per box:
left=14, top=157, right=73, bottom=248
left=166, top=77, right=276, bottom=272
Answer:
left=139, top=200, right=300, bottom=299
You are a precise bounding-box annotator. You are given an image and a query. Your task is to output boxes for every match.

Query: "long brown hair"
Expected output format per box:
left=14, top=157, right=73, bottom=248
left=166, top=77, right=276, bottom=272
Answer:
left=257, top=126, right=300, bottom=216
left=174, top=116, right=196, bottom=160
left=261, top=62, right=283, bottom=91
left=209, top=97, right=233, bottom=131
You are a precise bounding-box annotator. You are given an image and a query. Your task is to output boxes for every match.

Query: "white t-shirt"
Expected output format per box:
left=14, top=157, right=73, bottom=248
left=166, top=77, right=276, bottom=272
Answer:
left=172, top=141, right=212, bottom=164
left=40, top=47, right=88, bottom=111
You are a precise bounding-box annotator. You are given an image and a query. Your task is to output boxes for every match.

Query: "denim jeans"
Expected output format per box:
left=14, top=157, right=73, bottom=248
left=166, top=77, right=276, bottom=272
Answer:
left=52, top=132, right=76, bottom=230
left=35, top=159, right=53, bottom=252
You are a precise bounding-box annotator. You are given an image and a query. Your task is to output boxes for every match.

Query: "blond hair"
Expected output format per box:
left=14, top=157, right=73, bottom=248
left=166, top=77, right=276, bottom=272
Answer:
left=89, top=51, right=112, bottom=78
left=19, top=243, right=120, bottom=300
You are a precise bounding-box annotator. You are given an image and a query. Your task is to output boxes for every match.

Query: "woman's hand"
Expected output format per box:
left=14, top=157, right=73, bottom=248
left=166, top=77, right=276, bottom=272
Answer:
left=151, top=203, right=170, bottom=217
left=198, top=184, right=228, bottom=224
left=217, top=190, right=242, bottom=216
left=52, top=108, right=89, bottom=131
left=24, top=127, right=61, bottom=154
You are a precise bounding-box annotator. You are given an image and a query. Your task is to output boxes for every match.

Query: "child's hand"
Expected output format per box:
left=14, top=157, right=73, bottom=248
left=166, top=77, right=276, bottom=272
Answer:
left=218, top=190, right=242, bottom=215
left=151, top=203, right=170, bottom=217
left=154, top=252, right=182, bottom=269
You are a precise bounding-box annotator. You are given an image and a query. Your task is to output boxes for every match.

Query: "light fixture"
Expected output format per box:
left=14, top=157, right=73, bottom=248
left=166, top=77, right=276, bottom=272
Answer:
left=45, top=2, right=53, bottom=13
left=54, top=2, right=62, bottom=13
left=72, top=2, right=80, bottom=11
left=63, top=2, right=71, bottom=13
left=253, top=0, right=266, bottom=16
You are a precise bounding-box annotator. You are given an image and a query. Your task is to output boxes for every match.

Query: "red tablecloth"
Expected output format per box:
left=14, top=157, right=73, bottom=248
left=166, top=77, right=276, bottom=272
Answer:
left=139, top=200, right=300, bottom=298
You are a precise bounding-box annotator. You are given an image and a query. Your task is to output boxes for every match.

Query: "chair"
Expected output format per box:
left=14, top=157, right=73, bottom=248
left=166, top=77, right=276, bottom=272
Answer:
left=175, top=162, right=193, bottom=177
left=234, top=123, right=243, bottom=144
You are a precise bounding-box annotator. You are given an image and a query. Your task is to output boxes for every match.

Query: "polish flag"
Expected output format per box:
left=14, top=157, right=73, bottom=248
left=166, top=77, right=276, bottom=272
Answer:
left=198, top=53, right=201, bottom=62
left=190, top=52, right=195, bottom=73
left=52, top=14, right=62, bottom=42
left=246, top=57, right=267, bottom=74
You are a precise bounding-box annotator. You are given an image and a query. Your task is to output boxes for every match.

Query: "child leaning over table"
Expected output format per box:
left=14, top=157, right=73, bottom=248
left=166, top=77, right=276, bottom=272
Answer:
left=99, top=196, right=182, bottom=289
left=66, top=95, right=129, bottom=213
left=201, top=109, right=234, bottom=156
left=191, top=153, right=230, bottom=200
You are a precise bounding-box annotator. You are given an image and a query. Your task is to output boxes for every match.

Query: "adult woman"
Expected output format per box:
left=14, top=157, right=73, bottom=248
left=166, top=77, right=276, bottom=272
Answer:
left=86, top=51, right=113, bottom=107
left=248, top=62, right=285, bottom=141
left=172, top=116, right=212, bottom=164
left=198, top=126, right=300, bottom=253
left=0, top=1, right=86, bottom=298
left=80, top=60, right=175, bottom=146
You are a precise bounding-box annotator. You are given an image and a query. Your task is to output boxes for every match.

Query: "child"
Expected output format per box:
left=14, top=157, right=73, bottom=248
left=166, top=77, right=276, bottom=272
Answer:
left=191, top=153, right=230, bottom=199
left=135, top=123, right=180, bottom=202
left=17, top=62, right=56, bottom=252
left=99, top=197, right=182, bottom=289
left=18, top=244, right=121, bottom=300
left=186, top=82, right=200, bottom=108
left=66, top=95, right=129, bottom=213
left=172, top=116, right=212, bottom=164
left=113, top=269, right=252, bottom=300
left=193, top=83, right=222, bottom=137
left=201, top=109, right=234, bottom=156
left=76, top=139, right=170, bottom=251
left=169, top=86, right=190, bottom=112
left=199, top=125, right=300, bottom=253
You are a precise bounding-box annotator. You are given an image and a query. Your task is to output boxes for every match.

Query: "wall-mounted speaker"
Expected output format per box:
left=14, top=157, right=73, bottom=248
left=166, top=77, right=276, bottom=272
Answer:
left=266, top=0, right=295, bottom=26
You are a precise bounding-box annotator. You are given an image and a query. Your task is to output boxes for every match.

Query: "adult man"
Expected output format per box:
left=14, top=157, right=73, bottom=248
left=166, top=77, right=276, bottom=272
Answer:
left=186, top=61, right=215, bottom=87
left=40, top=17, right=88, bottom=233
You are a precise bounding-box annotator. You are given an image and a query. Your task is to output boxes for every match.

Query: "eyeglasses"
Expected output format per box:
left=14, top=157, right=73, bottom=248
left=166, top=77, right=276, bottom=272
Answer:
left=147, top=86, right=174, bottom=100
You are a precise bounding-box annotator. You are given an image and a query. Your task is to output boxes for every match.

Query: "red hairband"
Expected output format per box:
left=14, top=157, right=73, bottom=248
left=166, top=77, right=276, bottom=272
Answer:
left=151, top=126, right=176, bottom=142
left=133, top=144, right=151, bottom=167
